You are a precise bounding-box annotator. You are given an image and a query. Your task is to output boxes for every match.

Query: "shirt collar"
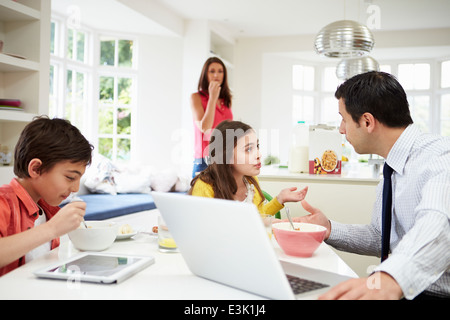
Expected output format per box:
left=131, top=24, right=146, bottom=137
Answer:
left=9, top=178, right=40, bottom=217
left=385, top=124, right=421, bottom=176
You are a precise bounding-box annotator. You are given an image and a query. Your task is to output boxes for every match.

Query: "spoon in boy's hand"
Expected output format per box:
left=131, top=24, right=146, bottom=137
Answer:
left=70, top=196, right=88, bottom=228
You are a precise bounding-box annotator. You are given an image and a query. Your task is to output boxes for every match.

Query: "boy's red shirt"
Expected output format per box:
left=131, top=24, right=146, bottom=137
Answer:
left=0, top=179, right=60, bottom=276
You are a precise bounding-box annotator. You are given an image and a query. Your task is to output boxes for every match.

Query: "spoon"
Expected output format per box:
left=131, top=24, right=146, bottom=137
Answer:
left=285, top=206, right=295, bottom=230
left=70, top=196, right=88, bottom=229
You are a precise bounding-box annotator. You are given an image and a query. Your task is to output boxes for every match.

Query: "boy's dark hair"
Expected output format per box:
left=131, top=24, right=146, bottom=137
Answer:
left=14, top=116, right=94, bottom=178
left=335, top=71, right=413, bottom=128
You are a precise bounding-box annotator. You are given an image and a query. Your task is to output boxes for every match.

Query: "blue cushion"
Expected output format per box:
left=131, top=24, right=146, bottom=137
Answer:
left=79, top=193, right=156, bottom=220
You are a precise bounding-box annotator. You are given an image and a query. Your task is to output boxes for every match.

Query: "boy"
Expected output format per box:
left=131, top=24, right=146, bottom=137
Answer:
left=0, top=116, right=93, bottom=276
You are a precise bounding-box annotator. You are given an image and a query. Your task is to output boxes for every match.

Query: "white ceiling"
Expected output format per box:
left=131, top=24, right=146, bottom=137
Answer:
left=52, top=0, right=450, bottom=38
left=156, top=0, right=450, bottom=37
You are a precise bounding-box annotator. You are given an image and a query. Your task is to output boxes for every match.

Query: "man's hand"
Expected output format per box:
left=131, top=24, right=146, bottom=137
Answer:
left=318, top=272, right=403, bottom=300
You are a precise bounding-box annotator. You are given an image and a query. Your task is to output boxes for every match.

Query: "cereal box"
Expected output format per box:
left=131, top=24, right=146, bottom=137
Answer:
left=309, top=124, right=342, bottom=175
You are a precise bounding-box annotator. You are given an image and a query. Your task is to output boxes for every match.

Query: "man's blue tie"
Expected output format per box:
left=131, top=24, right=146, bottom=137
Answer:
left=381, top=162, right=394, bottom=262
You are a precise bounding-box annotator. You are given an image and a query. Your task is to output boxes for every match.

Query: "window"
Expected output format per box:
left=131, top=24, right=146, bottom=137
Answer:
left=291, top=59, right=450, bottom=136
left=292, top=65, right=343, bottom=127
left=98, top=36, right=135, bottom=161
left=50, top=16, right=138, bottom=161
left=292, top=65, right=315, bottom=124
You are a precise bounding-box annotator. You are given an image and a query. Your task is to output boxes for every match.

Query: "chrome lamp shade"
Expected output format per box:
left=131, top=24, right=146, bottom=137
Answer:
left=314, top=20, right=375, bottom=58
left=336, top=56, right=380, bottom=80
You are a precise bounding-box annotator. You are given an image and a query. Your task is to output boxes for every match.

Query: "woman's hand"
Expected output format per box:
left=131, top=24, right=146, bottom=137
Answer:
left=208, top=80, right=221, bottom=102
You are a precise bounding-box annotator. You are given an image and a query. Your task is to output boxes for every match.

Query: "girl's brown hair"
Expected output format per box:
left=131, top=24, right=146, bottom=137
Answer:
left=14, top=116, right=93, bottom=178
left=197, top=57, right=232, bottom=108
left=189, top=120, right=264, bottom=203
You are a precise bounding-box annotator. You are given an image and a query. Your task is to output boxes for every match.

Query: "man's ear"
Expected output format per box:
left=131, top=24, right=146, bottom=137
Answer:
left=28, top=158, right=43, bottom=178
left=361, top=112, right=376, bottom=133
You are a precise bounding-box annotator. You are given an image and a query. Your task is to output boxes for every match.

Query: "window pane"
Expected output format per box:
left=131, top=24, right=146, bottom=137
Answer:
left=441, top=61, right=450, bottom=88
left=100, top=39, right=115, bottom=66
left=75, top=72, right=85, bottom=102
left=322, top=96, right=340, bottom=125
left=99, top=107, right=114, bottom=134
left=117, top=108, right=131, bottom=134
left=67, top=29, right=73, bottom=60
left=414, top=64, right=430, bottom=89
left=293, top=65, right=314, bottom=91
left=399, top=63, right=430, bottom=90
left=293, top=95, right=314, bottom=124
left=99, top=138, right=113, bottom=159
left=117, top=138, right=131, bottom=160
left=323, top=67, right=339, bottom=92
left=441, top=94, right=450, bottom=136
left=380, top=65, right=391, bottom=73
left=293, top=65, right=304, bottom=90
left=118, top=77, right=132, bottom=104
left=65, top=102, right=73, bottom=122
left=303, top=66, right=314, bottom=91
left=67, top=70, right=73, bottom=98
left=408, top=95, right=430, bottom=133
left=99, top=76, right=114, bottom=103
left=50, top=22, right=55, bottom=55
left=77, top=31, right=85, bottom=62
left=118, top=40, right=133, bottom=67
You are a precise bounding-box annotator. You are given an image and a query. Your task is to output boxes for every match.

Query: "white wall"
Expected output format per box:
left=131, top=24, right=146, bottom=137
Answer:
left=134, top=34, right=184, bottom=170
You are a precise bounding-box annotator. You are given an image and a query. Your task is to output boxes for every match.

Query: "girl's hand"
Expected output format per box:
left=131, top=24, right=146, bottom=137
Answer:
left=276, top=186, right=308, bottom=205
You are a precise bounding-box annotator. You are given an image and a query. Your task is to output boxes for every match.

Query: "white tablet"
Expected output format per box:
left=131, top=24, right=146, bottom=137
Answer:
left=34, top=252, right=155, bottom=284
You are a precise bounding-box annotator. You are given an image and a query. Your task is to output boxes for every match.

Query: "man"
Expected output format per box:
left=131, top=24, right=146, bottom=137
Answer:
left=297, top=71, right=449, bottom=300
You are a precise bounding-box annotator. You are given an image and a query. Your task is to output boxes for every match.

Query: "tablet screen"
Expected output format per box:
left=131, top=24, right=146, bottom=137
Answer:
left=48, top=254, right=143, bottom=277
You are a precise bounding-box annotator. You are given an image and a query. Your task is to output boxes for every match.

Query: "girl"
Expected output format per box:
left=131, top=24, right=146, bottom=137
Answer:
left=189, top=120, right=308, bottom=216
left=190, top=57, right=233, bottom=178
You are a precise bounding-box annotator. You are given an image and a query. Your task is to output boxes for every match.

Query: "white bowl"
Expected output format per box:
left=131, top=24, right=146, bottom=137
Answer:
left=68, top=221, right=118, bottom=251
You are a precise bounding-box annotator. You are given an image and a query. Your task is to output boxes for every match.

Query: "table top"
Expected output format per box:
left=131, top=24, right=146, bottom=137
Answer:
left=0, top=210, right=356, bottom=300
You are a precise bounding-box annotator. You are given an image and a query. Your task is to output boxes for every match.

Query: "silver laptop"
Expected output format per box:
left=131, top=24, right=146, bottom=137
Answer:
left=152, top=192, right=353, bottom=300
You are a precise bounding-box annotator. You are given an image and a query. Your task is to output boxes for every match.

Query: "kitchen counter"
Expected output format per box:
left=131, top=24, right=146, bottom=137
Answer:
left=259, top=165, right=381, bottom=184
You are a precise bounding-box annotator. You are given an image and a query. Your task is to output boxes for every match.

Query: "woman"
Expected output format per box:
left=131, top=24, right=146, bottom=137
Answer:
left=189, top=120, right=308, bottom=216
left=191, top=57, right=233, bottom=178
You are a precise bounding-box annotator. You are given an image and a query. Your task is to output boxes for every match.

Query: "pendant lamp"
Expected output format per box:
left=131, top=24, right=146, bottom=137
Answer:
left=336, top=56, right=380, bottom=80
left=314, top=20, right=375, bottom=58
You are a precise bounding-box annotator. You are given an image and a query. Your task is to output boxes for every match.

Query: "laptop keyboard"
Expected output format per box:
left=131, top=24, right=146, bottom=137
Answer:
left=286, top=274, right=329, bottom=295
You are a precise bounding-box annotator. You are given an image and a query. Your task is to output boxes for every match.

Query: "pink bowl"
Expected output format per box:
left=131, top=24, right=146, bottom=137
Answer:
left=272, top=222, right=326, bottom=257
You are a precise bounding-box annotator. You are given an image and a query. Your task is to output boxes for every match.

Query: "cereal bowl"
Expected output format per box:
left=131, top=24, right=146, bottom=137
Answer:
left=272, top=222, right=326, bottom=257
left=68, top=221, right=118, bottom=251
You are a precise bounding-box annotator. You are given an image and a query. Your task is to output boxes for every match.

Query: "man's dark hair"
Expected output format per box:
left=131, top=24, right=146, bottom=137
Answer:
left=335, top=71, right=413, bottom=128
left=14, top=116, right=94, bottom=178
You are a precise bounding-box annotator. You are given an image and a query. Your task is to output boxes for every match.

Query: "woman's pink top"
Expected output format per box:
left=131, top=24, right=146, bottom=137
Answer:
left=193, top=92, right=233, bottom=159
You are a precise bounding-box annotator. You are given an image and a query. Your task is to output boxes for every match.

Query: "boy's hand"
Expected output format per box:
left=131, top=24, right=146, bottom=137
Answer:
left=276, top=186, right=308, bottom=205
left=46, top=201, right=86, bottom=238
